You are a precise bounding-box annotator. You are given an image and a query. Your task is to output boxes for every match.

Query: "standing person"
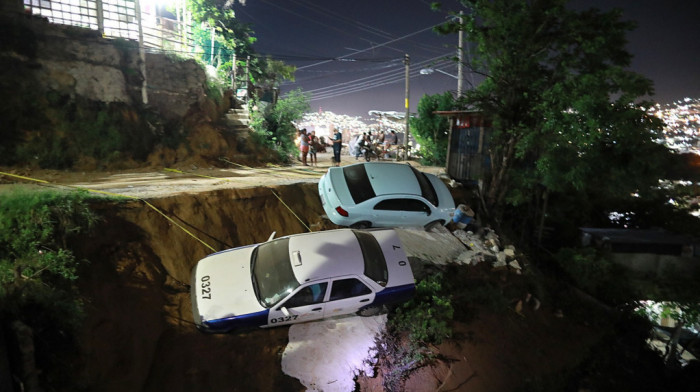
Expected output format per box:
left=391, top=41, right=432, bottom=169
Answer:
left=309, top=130, right=318, bottom=166
left=332, top=128, right=342, bottom=167
left=381, top=130, right=391, bottom=159
left=299, top=128, right=310, bottom=166
left=390, top=130, right=398, bottom=145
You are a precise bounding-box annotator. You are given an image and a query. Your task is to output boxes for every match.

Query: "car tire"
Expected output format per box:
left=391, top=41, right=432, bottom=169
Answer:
left=357, top=305, right=383, bottom=317
left=350, top=221, right=372, bottom=229
left=424, top=219, right=445, bottom=231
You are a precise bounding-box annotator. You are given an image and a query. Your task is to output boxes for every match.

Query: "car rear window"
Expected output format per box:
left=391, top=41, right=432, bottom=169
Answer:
left=343, top=164, right=376, bottom=204
left=410, top=167, right=439, bottom=207
left=353, top=230, right=388, bottom=286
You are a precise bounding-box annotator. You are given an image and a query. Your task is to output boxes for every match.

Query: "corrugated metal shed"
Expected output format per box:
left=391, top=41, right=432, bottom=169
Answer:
left=435, top=111, right=492, bottom=184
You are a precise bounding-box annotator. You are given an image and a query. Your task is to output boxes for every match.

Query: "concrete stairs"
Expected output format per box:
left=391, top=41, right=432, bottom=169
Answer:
left=225, top=105, right=251, bottom=139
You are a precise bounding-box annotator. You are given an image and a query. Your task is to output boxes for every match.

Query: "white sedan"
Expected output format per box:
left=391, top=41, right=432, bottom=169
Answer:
left=190, top=229, right=415, bottom=333
left=318, top=162, right=455, bottom=229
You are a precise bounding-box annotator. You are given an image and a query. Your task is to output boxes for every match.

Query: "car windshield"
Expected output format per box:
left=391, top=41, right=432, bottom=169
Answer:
left=343, top=164, right=376, bottom=204
left=251, top=238, right=299, bottom=308
left=410, top=167, right=439, bottom=207
left=352, top=230, right=388, bottom=286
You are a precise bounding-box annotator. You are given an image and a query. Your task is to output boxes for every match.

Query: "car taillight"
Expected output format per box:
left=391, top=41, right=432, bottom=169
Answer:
left=335, top=206, right=349, bottom=217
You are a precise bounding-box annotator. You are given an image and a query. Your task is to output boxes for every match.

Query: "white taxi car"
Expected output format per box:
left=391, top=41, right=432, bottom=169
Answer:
left=318, top=162, right=455, bottom=229
left=190, top=228, right=415, bottom=333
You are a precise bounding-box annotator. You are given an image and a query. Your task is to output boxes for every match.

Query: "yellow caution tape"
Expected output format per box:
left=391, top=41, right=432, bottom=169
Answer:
left=270, top=189, right=311, bottom=232
left=0, top=170, right=217, bottom=253
left=218, top=157, right=323, bottom=177
left=165, top=166, right=313, bottom=232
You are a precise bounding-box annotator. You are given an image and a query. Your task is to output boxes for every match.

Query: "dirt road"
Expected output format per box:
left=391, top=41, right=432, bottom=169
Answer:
left=1, top=152, right=449, bottom=200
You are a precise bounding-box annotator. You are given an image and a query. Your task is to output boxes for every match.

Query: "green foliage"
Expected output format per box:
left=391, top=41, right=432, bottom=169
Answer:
left=189, top=0, right=294, bottom=93
left=375, top=273, right=454, bottom=391
left=0, top=189, right=98, bottom=388
left=249, top=89, right=310, bottom=161
left=554, top=247, right=633, bottom=304
left=437, top=0, right=669, bottom=245
left=206, top=76, right=225, bottom=105
left=409, top=92, right=454, bottom=165
left=389, top=273, right=453, bottom=346
left=0, top=189, right=98, bottom=295
left=0, top=189, right=97, bottom=348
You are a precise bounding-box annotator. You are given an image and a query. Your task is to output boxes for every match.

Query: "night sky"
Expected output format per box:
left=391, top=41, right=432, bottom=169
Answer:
left=233, top=0, right=700, bottom=119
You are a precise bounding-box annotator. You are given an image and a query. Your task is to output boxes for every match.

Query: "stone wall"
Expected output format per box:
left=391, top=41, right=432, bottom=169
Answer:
left=18, top=14, right=207, bottom=122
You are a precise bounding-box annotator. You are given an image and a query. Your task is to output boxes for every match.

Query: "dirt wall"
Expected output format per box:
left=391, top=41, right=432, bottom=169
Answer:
left=71, top=183, right=334, bottom=391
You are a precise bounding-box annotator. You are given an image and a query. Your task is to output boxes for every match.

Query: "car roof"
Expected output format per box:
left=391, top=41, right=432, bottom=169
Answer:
left=360, top=162, right=421, bottom=196
left=287, top=229, right=367, bottom=283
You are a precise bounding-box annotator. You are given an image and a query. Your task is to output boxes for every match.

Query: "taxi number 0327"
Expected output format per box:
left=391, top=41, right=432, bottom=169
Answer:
left=270, top=315, right=298, bottom=324
left=201, top=275, right=212, bottom=299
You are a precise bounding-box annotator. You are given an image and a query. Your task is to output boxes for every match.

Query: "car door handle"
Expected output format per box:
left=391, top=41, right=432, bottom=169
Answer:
left=360, top=299, right=370, bottom=302
left=312, top=307, right=322, bottom=311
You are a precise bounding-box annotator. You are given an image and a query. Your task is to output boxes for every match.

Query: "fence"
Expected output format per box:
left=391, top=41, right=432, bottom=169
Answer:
left=22, top=0, right=195, bottom=54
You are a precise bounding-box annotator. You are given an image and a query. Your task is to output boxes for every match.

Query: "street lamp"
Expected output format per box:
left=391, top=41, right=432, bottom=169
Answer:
left=419, top=68, right=458, bottom=80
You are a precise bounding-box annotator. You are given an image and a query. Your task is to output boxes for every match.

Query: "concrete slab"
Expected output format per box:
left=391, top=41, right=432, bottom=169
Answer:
left=395, top=227, right=467, bottom=265
left=282, top=314, right=387, bottom=392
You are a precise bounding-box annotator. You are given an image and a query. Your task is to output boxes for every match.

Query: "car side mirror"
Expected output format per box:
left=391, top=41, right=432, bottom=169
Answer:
left=281, top=307, right=290, bottom=317
left=267, top=231, right=277, bottom=242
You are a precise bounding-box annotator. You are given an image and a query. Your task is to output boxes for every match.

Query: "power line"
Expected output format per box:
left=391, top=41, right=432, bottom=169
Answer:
left=287, top=56, right=454, bottom=101
left=299, top=56, right=451, bottom=96
left=296, top=22, right=448, bottom=70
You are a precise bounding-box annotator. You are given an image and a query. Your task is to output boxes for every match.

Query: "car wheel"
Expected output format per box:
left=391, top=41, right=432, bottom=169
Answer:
left=424, top=219, right=445, bottom=231
left=357, top=305, right=383, bottom=317
left=350, top=221, right=371, bottom=229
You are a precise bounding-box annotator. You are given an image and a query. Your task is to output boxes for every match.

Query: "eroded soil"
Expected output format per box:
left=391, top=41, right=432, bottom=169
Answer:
left=3, top=159, right=605, bottom=391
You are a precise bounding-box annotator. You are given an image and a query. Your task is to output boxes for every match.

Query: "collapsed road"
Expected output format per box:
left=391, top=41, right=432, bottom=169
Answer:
left=6, top=161, right=470, bottom=391
left=3, top=160, right=600, bottom=392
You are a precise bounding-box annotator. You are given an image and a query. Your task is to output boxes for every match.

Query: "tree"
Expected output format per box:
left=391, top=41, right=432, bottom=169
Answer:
left=250, top=89, right=310, bottom=161
left=189, top=0, right=295, bottom=96
left=436, top=0, right=670, bottom=243
left=410, top=92, right=454, bottom=165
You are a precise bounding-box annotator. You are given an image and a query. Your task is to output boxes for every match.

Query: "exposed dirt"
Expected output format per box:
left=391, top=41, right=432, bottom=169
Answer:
left=69, top=182, right=340, bottom=392
left=2, top=157, right=605, bottom=391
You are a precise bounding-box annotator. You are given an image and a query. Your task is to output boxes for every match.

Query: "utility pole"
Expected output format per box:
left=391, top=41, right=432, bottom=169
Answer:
left=457, top=11, right=464, bottom=98
left=403, top=54, right=410, bottom=161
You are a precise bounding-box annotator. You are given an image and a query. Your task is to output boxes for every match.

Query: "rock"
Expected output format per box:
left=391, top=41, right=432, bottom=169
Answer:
left=492, top=258, right=507, bottom=269
left=496, top=251, right=507, bottom=264
left=504, top=247, right=515, bottom=257
left=532, top=298, right=541, bottom=311
left=456, top=249, right=482, bottom=265
left=515, top=300, right=523, bottom=315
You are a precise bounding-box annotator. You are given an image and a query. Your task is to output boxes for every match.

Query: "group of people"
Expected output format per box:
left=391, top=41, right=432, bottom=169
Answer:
left=351, top=130, right=399, bottom=160
left=298, top=128, right=342, bottom=167
left=297, top=128, right=398, bottom=167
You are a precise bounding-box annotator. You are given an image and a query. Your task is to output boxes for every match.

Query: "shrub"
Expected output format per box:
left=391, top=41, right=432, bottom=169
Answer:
left=249, top=89, right=310, bottom=161
left=389, top=273, right=454, bottom=346
left=554, top=247, right=634, bottom=304
left=0, top=188, right=99, bottom=388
